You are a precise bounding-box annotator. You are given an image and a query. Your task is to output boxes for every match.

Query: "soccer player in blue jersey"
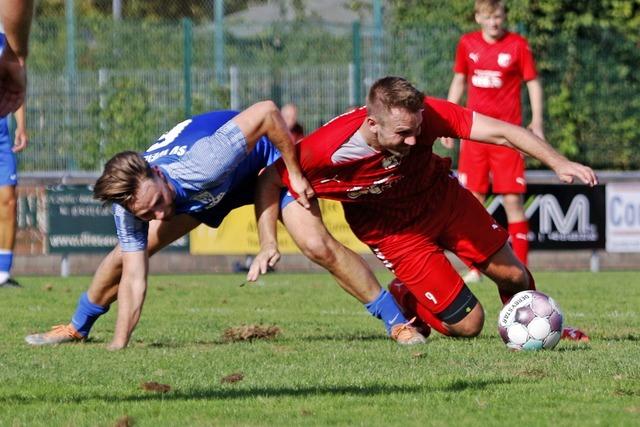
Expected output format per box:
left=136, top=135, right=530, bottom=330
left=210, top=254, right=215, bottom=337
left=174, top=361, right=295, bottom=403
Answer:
left=25, top=101, right=424, bottom=349
left=0, top=31, right=28, bottom=288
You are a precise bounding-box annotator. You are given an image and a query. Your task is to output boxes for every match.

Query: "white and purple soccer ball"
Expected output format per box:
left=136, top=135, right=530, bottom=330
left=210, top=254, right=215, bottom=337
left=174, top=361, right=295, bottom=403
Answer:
left=498, top=290, right=563, bottom=351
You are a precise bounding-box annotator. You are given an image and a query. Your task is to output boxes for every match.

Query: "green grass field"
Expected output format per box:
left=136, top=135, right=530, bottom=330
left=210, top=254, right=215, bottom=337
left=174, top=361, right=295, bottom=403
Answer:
left=1, top=271, right=639, bottom=426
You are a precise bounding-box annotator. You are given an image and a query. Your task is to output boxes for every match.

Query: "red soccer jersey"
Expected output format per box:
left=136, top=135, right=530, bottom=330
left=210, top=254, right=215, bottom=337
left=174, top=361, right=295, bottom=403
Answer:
left=276, top=97, right=473, bottom=243
left=453, top=31, right=537, bottom=125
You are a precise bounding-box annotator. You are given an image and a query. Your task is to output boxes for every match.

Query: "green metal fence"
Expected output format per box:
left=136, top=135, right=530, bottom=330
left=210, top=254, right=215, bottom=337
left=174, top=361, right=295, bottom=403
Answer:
left=17, top=10, right=640, bottom=172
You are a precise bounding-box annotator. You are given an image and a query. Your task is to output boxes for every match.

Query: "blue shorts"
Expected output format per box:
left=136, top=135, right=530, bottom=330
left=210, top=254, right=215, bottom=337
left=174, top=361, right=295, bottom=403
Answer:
left=0, top=141, right=17, bottom=187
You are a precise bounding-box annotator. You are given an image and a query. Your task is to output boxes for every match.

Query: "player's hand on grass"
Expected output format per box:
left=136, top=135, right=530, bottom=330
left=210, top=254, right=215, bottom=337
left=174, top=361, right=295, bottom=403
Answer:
left=247, top=242, right=280, bottom=282
left=553, top=160, right=598, bottom=187
left=440, top=137, right=455, bottom=150
left=0, top=45, right=26, bottom=117
left=288, top=173, right=314, bottom=209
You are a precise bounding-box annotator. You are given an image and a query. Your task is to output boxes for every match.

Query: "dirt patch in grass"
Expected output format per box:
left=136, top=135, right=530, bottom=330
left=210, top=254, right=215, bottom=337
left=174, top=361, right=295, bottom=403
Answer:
left=222, top=324, right=281, bottom=342
left=114, top=415, right=134, bottom=427
left=140, top=381, right=171, bottom=393
left=221, top=372, right=244, bottom=384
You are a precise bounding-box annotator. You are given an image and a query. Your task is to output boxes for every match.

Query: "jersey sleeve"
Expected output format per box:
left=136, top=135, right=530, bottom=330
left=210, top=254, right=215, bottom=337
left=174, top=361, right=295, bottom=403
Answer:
left=452, top=37, right=467, bottom=74
left=423, top=97, right=474, bottom=140
left=274, top=137, right=331, bottom=198
left=113, top=204, right=149, bottom=252
left=519, top=37, right=538, bottom=81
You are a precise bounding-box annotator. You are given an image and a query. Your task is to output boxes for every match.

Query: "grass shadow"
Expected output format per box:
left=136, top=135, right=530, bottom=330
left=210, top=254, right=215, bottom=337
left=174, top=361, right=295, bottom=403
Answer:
left=599, top=334, right=640, bottom=342
left=1, top=377, right=515, bottom=405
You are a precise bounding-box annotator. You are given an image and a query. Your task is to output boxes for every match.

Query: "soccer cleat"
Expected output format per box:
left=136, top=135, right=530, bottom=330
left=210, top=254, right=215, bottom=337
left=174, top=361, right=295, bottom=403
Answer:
left=0, top=278, right=22, bottom=288
left=388, top=279, right=431, bottom=339
left=390, top=318, right=427, bottom=345
left=561, top=326, right=590, bottom=343
left=462, top=268, right=482, bottom=284
left=25, top=324, right=85, bottom=346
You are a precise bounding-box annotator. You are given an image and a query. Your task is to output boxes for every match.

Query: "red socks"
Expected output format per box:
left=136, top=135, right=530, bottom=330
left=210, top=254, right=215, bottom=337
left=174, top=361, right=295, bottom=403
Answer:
left=508, top=220, right=529, bottom=266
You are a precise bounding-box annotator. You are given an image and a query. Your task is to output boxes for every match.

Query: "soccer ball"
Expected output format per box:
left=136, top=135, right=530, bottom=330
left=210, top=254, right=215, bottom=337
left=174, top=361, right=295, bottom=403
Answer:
left=498, top=290, right=563, bottom=351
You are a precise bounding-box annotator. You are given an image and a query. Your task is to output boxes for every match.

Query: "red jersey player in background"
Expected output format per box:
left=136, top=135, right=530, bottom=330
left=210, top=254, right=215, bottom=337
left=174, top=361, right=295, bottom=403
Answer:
left=442, top=0, right=542, bottom=285
left=250, top=76, right=595, bottom=341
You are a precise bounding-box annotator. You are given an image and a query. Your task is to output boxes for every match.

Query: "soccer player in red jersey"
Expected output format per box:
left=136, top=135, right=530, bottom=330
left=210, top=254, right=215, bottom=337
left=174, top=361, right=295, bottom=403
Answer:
left=442, top=0, right=543, bottom=283
left=250, top=76, right=595, bottom=340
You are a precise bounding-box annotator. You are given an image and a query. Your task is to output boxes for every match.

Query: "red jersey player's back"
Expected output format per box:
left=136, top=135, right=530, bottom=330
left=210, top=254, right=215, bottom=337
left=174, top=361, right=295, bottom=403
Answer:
left=276, top=97, right=474, bottom=243
left=454, top=31, right=537, bottom=125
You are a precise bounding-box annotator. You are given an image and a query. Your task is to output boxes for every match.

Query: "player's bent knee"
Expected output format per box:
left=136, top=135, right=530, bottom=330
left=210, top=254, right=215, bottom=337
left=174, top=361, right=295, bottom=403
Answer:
left=298, top=236, right=338, bottom=266
left=438, top=285, right=484, bottom=337
left=447, top=304, right=484, bottom=338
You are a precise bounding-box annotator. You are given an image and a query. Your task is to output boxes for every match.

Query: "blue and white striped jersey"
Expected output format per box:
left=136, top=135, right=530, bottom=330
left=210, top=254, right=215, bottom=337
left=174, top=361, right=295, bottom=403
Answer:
left=114, top=111, right=281, bottom=251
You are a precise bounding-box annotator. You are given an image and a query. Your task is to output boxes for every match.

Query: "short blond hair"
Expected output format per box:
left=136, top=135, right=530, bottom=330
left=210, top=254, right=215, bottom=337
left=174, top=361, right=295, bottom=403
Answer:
left=93, top=151, right=153, bottom=207
left=475, top=0, right=505, bottom=14
left=366, top=76, right=425, bottom=122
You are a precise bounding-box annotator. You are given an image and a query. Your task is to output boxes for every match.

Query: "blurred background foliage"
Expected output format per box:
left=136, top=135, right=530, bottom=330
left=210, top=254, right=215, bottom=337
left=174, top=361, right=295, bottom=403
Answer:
left=18, top=0, right=640, bottom=171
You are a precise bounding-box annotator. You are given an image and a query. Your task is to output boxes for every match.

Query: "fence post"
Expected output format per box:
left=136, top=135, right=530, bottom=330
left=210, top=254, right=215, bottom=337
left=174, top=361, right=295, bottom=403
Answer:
left=214, top=0, right=225, bottom=86
left=229, top=66, right=240, bottom=110
left=590, top=250, right=600, bottom=273
left=65, top=0, right=77, bottom=84
left=98, top=68, right=108, bottom=164
left=183, top=17, right=193, bottom=118
left=351, top=21, right=362, bottom=105
left=65, top=0, right=77, bottom=170
left=373, top=0, right=384, bottom=77
left=61, top=253, right=70, bottom=278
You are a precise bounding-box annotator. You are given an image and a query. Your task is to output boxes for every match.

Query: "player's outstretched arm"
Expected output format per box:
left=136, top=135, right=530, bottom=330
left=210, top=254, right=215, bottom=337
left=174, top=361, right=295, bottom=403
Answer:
left=0, top=43, right=26, bottom=116
left=469, top=113, right=598, bottom=186
left=0, top=0, right=34, bottom=116
left=232, top=100, right=314, bottom=208
left=0, top=0, right=34, bottom=58
left=108, top=250, right=149, bottom=350
left=247, top=164, right=284, bottom=282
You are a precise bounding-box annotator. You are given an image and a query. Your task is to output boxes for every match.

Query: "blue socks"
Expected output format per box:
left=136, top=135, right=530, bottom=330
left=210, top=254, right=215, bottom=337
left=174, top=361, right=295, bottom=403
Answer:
left=0, top=251, right=13, bottom=278
left=71, top=292, right=109, bottom=337
left=365, top=289, right=408, bottom=334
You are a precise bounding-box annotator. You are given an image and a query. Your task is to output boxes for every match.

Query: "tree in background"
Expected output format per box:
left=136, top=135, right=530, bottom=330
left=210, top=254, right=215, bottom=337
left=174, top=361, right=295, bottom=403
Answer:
left=35, top=0, right=268, bottom=21
left=388, top=0, right=639, bottom=169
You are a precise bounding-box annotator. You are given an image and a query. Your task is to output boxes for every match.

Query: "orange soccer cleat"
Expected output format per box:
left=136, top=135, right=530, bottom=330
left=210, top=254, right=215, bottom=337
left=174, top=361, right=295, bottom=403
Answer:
left=25, top=324, right=85, bottom=346
left=390, top=318, right=427, bottom=345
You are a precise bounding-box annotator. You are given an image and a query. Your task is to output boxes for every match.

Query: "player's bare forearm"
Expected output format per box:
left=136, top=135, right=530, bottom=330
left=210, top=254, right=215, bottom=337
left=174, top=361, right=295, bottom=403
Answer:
left=261, top=105, right=313, bottom=207
left=470, top=113, right=552, bottom=158
left=0, top=0, right=34, bottom=58
left=248, top=166, right=283, bottom=281
left=232, top=101, right=313, bottom=207
left=526, top=79, right=545, bottom=138
left=109, top=252, right=149, bottom=349
left=470, top=114, right=597, bottom=186
left=440, top=74, right=466, bottom=149
left=447, top=73, right=466, bottom=104
left=255, top=166, right=282, bottom=246
left=13, top=103, right=28, bottom=152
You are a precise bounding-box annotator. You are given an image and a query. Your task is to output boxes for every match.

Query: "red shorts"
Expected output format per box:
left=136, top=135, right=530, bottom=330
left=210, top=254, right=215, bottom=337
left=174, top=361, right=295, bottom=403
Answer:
left=458, top=139, right=526, bottom=194
left=369, top=175, right=508, bottom=315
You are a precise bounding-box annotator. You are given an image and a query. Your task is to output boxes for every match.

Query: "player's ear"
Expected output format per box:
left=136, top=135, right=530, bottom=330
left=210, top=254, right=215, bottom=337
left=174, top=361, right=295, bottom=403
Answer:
left=153, top=166, right=166, bottom=182
left=366, top=116, right=379, bottom=134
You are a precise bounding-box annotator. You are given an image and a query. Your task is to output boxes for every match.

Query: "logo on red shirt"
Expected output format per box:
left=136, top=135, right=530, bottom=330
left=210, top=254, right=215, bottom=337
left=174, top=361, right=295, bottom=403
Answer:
left=497, top=53, right=512, bottom=67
